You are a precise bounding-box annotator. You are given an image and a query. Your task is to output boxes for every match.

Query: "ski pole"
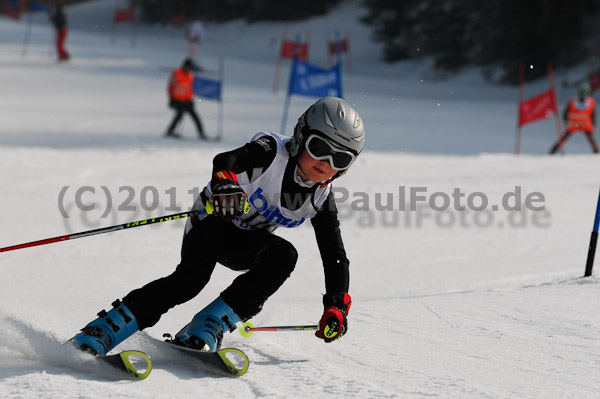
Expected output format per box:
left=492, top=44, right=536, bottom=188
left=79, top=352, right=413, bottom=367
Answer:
left=0, top=198, right=254, bottom=254
left=0, top=210, right=204, bottom=254
left=239, top=322, right=317, bottom=337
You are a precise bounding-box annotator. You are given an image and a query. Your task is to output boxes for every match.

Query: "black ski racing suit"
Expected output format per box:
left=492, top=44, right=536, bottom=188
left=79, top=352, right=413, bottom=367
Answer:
left=123, top=135, right=350, bottom=327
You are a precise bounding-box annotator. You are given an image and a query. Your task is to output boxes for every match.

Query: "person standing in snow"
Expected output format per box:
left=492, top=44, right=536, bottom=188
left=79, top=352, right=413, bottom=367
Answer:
left=49, top=3, right=70, bottom=62
left=164, top=58, right=206, bottom=139
left=549, top=82, right=599, bottom=154
left=186, top=17, right=204, bottom=71
left=70, top=96, right=364, bottom=354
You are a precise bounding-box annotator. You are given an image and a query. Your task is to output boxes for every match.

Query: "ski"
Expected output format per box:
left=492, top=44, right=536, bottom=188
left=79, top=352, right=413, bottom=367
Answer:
left=164, top=340, right=249, bottom=377
left=95, top=350, right=152, bottom=380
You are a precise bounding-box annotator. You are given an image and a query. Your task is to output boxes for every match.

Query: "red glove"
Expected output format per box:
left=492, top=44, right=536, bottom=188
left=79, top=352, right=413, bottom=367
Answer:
left=315, top=293, right=351, bottom=343
left=211, top=171, right=248, bottom=222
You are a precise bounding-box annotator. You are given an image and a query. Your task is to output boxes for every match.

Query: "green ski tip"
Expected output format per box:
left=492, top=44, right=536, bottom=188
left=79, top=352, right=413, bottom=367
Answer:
left=118, top=350, right=152, bottom=380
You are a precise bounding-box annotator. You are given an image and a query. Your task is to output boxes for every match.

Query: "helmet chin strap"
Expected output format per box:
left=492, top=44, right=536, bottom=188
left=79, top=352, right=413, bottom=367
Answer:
left=319, top=178, right=333, bottom=188
left=296, top=160, right=308, bottom=180
left=293, top=156, right=320, bottom=189
left=320, top=170, right=347, bottom=188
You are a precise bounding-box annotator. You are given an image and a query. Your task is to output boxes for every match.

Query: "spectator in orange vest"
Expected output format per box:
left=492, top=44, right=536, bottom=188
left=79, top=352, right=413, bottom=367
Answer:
left=50, top=3, right=70, bottom=62
left=165, top=59, right=206, bottom=139
left=550, top=82, right=599, bottom=154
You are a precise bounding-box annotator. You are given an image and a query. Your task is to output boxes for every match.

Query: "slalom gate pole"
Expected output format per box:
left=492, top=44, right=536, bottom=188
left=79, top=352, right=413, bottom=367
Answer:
left=584, top=187, right=600, bottom=277
left=218, top=56, right=224, bottom=140
left=239, top=322, right=317, bottom=337
left=0, top=209, right=206, bottom=254
left=515, top=63, right=524, bottom=154
left=272, top=26, right=288, bottom=93
left=21, top=12, right=33, bottom=58
left=547, top=64, right=565, bottom=154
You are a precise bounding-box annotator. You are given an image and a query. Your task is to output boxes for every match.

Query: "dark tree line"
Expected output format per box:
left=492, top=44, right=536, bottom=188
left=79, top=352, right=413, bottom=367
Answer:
left=139, top=0, right=341, bottom=24
left=361, top=0, right=600, bottom=84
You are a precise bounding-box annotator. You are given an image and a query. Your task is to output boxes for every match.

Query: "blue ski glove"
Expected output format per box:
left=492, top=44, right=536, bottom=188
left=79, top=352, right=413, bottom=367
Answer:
left=316, top=293, right=351, bottom=343
left=211, top=171, right=248, bottom=222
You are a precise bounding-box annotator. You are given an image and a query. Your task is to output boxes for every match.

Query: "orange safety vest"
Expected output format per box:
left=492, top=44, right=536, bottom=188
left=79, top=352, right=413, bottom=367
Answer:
left=566, top=97, right=595, bottom=132
left=168, top=68, right=194, bottom=101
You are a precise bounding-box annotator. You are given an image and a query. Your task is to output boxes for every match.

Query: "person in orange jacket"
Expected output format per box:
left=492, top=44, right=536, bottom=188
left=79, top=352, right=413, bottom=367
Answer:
left=550, top=82, right=599, bottom=154
left=165, top=59, right=206, bottom=139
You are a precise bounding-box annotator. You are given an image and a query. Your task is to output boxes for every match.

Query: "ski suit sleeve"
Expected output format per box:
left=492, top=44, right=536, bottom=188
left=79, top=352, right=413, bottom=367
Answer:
left=310, top=192, right=350, bottom=296
left=211, top=135, right=277, bottom=185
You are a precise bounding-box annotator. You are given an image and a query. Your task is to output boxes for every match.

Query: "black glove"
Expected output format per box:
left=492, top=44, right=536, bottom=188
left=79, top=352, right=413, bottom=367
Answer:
left=211, top=171, right=248, bottom=222
left=315, top=293, right=351, bottom=343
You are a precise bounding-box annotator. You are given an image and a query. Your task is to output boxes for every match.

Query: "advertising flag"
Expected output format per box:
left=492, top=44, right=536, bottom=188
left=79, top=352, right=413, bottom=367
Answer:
left=280, top=40, right=309, bottom=61
left=29, top=2, right=49, bottom=12
left=328, top=38, right=348, bottom=55
left=114, top=8, right=134, bottom=23
left=518, top=89, right=558, bottom=126
left=288, top=59, right=342, bottom=98
left=194, top=76, right=222, bottom=101
left=589, top=72, right=600, bottom=92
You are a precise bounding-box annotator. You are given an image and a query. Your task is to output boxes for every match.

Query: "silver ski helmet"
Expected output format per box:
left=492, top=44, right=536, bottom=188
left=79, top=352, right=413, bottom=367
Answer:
left=290, top=97, right=365, bottom=169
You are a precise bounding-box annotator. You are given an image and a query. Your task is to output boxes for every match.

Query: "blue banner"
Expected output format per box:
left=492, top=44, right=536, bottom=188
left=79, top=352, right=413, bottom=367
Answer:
left=30, top=2, right=50, bottom=12
left=10, top=1, right=50, bottom=12
left=288, top=59, right=343, bottom=98
left=193, top=76, right=222, bottom=101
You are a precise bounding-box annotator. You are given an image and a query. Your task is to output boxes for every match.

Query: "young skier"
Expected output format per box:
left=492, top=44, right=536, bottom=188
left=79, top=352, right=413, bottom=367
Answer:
left=71, top=96, right=365, bottom=355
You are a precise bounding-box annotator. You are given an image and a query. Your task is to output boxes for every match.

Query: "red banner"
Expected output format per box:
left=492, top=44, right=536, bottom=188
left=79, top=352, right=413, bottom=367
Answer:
left=589, top=72, right=600, bottom=92
left=114, top=8, right=134, bottom=23
left=328, top=39, right=348, bottom=55
left=518, top=89, right=558, bottom=126
left=3, top=8, right=20, bottom=19
left=280, top=41, right=309, bottom=61
left=170, top=14, right=186, bottom=26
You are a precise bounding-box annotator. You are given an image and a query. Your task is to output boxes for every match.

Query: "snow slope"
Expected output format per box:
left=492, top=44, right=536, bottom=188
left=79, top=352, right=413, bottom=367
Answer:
left=1, top=1, right=600, bottom=398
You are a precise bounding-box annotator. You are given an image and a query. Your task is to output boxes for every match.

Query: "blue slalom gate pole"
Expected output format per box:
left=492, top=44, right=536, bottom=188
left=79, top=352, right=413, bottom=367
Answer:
left=584, top=187, right=600, bottom=277
left=218, top=56, right=224, bottom=140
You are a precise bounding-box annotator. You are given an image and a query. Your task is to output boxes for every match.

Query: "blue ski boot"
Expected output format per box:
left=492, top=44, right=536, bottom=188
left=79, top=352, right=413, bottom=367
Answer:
left=173, top=296, right=241, bottom=352
left=70, top=299, right=139, bottom=356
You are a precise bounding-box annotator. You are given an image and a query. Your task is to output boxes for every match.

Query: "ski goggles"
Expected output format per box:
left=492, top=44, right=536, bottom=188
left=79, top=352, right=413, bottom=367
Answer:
left=304, top=134, right=356, bottom=171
